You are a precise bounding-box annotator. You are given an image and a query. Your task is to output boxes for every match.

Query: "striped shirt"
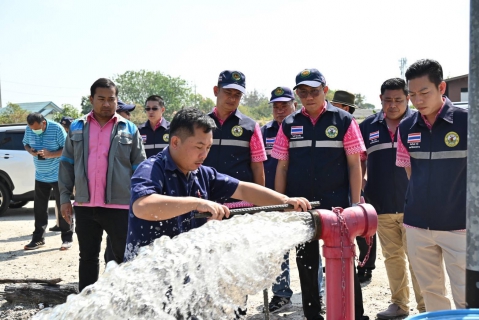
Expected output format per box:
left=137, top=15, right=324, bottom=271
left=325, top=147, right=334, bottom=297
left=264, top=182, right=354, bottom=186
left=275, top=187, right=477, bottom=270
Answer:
left=22, top=120, right=67, bottom=183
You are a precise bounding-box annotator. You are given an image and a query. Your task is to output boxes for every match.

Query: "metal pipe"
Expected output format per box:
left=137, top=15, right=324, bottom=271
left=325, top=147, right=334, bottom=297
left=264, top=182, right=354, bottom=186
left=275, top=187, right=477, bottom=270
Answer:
left=467, top=0, right=479, bottom=308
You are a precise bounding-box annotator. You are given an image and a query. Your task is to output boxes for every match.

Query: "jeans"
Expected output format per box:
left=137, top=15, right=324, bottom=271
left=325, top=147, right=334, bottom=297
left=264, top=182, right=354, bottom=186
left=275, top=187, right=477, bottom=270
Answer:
left=272, top=251, right=324, bottom=299
left=74, top=206, right=129, bottom=292
left=32, top=180, right=73, bottom=242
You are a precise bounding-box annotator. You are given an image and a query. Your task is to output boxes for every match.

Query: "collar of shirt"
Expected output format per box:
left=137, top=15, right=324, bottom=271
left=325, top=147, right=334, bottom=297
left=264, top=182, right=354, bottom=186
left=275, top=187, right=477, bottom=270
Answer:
left=153, top=117, right=165, bottom=130
left=265, top=120, right=280, bottom=129
left=420, top=97, right=446, bottom=129
left=300, top=101, right=327, bottom=125
left=162, top=146, right=199, bottom=179
left=87, top=111, right=119, bottom=126
left=212, top=107, right=237, bottom=126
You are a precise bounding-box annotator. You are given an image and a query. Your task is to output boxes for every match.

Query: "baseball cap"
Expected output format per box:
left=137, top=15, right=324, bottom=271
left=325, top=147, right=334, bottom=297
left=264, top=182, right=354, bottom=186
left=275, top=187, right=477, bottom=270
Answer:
left=269, top=86, right=295, bottom=103
left=217, top=70, right=246, bottom=94
left=60, top=116, right=74, bottom=126
left=117, top=100, right=136, bottom=113
left=293, top=68, right=326, bottom=90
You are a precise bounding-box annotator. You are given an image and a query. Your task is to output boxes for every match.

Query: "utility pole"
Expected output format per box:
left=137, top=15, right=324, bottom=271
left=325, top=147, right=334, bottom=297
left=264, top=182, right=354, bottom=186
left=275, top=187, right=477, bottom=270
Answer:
left=399, top=58, right=407, bottom=79
left=466, top=0, right=479, bottom=308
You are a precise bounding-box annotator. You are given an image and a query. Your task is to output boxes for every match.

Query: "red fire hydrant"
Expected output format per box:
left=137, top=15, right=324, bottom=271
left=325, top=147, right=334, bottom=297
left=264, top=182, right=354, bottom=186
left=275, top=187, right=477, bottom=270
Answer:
left=309, top=204, right=378, bottom=320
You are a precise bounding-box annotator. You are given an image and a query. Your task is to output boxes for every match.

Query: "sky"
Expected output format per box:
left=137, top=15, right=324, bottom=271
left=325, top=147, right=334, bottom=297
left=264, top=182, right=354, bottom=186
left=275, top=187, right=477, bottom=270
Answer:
left=0, top=0, right=471, bottom=111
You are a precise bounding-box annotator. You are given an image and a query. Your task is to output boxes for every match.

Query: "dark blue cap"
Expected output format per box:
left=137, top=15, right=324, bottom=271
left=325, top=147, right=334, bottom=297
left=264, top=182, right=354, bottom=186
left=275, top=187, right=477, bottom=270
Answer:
left=217, top=70, right=246, bottom=94
left=60, top=116, right=74, bottom=126
left=117, top=100, right=136, bottom=112
left=269, top=86, right=295, bottom=103
left=293, top=68, right=326, bottom=90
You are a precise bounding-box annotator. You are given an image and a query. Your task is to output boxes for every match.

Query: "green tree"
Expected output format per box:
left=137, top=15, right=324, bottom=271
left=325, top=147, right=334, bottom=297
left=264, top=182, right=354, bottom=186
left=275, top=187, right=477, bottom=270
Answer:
left=242, top=89, right=269, bottom=108
left=355, top=93, right=366, bottom=107
left=112, top=70, right=192, bottom=118
left=0, top=103, right=29, bottom=124
left=80, top=96, right=92, bottom=115
left=362, top=103, right=376, bottom=110
left=326, top=88, right=335, bottom=102
left=53, top=104, right=82, bottom=122
left=188, top=93, right=215, bottom=113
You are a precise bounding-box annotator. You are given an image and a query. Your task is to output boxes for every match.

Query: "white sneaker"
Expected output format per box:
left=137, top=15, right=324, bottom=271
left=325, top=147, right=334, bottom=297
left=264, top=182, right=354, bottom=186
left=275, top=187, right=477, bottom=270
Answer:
left=60, top=241, right=73, bottom=251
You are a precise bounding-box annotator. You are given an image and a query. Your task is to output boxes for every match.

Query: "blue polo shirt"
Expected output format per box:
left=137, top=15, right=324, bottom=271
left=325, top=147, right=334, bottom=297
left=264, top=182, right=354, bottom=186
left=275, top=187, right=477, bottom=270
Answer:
left=124, top=147, right=240, bottom=261
left=22, top=120, right=67, bottom=183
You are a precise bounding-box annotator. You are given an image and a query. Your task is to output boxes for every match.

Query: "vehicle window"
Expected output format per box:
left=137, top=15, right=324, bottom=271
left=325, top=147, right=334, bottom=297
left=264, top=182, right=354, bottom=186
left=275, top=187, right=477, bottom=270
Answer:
left=0, top=132, right=26, bottom=151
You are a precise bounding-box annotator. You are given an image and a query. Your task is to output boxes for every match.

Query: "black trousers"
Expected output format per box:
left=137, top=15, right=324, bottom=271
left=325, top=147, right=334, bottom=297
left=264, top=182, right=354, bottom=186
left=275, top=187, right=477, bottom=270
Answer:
left=32, top=180, right=73, bottom=242
left=296, top=240, right=323, bottom=320
left=356, top=234, right=377, bottom=272
left=74, top=206, right=129, bottom=292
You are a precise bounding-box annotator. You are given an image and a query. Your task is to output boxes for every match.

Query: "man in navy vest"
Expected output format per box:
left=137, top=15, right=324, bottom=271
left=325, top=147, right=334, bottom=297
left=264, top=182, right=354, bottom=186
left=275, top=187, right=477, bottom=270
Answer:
left=138, top=95, right=170, bottom=158
left=396, top=59, right=467, bottom=311
left=261, top=86, right=297, bottom=313
left=204, top=70, right=267, bottom=206
left=361, top=78, right=424, bottom=319
left=272, top=69, right=367, bottom=320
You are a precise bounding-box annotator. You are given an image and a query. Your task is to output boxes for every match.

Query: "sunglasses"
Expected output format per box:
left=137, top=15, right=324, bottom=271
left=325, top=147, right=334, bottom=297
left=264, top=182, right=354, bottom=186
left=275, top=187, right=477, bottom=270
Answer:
left=145, top=107, right=159, bottom=112
left=296, top=87, right=323, bottom=99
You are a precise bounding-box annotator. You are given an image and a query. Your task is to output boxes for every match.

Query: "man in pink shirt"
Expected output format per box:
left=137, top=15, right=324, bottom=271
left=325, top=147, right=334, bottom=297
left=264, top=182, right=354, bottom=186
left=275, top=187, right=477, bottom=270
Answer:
left=272, top=68, right=366, bottom=320
left=59, top=78, right=146, bottom=292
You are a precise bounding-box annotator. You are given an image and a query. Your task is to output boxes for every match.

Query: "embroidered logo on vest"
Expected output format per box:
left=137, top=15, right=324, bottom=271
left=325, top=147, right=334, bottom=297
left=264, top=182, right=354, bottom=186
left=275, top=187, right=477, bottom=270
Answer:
left=325, top=126, right=338, bottom=138
left=163, top=133, right=169, bottom=142
left=231, top=125, right=243, bottom=137
left=445, top=132, right=459, bottom=147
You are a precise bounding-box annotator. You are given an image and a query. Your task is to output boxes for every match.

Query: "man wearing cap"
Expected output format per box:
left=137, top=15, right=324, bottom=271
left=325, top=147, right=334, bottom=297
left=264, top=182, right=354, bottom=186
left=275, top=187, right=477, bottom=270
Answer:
left=331, top=90, right=378, bottom=282
left=361, top=78, right=424, bottom=318
left=60, top=116, right=74, bottom=133
left=204, top=70, right=267, bottom=203
left=272, top=69, right=367, bottom=320
left=116, top=100, right=136, bottom=120
left=138, top=95, right=170, bottom=158
left=261, top=87, right=297, bottom=313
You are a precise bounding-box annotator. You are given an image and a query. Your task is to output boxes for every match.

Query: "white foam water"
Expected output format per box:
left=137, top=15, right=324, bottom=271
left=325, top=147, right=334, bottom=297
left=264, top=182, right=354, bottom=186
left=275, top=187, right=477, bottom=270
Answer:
left=33, top=211, right=314, bottom=320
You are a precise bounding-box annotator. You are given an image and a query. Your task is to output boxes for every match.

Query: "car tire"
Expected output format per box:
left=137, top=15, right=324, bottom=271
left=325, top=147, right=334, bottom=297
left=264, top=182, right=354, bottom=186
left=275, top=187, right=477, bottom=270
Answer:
left=9, top=200, right=29, bottom=209
left=0, top=182, right=11, bottom=216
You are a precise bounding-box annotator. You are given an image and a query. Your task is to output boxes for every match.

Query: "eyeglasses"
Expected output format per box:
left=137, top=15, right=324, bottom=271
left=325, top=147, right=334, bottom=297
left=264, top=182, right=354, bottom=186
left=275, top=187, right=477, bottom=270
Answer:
left=145, top=107, right=159, bottom=112
left=296, top=88, right=323, bottom=99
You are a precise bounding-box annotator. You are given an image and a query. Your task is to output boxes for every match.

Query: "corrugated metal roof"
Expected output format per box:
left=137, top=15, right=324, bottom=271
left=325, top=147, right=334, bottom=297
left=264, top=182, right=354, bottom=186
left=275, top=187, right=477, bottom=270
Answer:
left=15, top=101, right=62, bottom=112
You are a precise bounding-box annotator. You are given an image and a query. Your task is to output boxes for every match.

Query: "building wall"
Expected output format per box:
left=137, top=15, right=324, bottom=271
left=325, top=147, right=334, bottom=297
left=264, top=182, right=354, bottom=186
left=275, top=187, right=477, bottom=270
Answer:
left=446, top=76, right=468, bottom=102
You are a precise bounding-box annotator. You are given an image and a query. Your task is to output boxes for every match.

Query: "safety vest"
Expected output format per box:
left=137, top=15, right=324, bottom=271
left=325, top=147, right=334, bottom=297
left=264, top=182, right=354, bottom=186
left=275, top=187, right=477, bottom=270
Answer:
left=281, top=103, right=352, bottom=209
left=360, top=108, right=414, bottom=214
left=138, top=118, right=170, bottom=158
left=204, top=109, right=255, bottom=183
left=261, top=120, right=280, bottom=190
left=398, top=98, right=467, bottom=230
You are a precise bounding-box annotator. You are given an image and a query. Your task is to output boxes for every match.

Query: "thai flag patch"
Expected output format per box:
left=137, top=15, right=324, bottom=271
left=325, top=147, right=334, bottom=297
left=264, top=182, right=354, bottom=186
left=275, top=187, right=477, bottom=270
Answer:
left=291, top=126, right=303, bottom=135
left=141, top=135, right=147, bottom=143
left=266, top=137, right=276, bottom=145
left=408, top=133, right=421, bottom=143
left=369, top=131, right=379, bottom=140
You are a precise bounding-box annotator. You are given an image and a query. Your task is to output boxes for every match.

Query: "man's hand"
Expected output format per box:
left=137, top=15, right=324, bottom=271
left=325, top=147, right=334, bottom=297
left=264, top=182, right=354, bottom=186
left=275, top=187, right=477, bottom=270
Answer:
left=29, top=148, right=38, bottom=157
left=285, top=197, right=311, bottom=212
left=196, top=199, right=230, bottom=221
left=61, top=203, right=73, bottom=225
left=37, top=149, right=52, bottom=159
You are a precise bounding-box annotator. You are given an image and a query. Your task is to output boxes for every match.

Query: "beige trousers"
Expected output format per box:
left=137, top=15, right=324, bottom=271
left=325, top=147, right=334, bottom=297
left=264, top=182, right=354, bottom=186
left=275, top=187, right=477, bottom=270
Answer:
left=377, top=214, right=425, bottom=312
left=406, top=227, right=466, bottom=311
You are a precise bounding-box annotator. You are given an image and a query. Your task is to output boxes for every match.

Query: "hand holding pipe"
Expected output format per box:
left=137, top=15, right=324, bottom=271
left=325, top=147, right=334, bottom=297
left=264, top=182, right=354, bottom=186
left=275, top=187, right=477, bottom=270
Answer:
left=194, top=201, right=321, bottom=219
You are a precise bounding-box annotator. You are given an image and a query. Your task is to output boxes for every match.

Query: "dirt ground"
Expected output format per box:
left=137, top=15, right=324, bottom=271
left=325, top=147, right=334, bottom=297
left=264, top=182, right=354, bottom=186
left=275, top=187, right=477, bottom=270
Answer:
left=0, top=201, right=454, bottom=320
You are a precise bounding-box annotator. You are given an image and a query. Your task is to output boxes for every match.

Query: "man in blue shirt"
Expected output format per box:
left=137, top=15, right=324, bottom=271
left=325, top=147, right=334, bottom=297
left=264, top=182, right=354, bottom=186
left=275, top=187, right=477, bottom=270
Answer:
left=22, top=112, right=72, bottom=250
left=125, top=107, right=310, bottom=261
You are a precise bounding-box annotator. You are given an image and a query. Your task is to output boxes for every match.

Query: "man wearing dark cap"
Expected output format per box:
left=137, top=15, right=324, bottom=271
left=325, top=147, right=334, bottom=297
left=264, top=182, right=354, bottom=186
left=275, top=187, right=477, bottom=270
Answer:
left=204, top=70, right=267, bottom=204
left=261, top=87, right=297, bottom=313
left=116, top=100, right=136, bottom=120
left=331, top=90, right=356, bottom=114
left=138, top=95, right=170, bottom=158
left=60, top=116, right=74, bottom=133
left=272, top=69, right=367, bottom=320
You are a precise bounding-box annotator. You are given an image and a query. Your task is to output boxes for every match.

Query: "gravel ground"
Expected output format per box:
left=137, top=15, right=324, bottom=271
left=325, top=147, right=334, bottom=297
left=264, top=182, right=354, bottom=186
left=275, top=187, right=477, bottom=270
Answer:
left=0, top=201, right=453, bottom=319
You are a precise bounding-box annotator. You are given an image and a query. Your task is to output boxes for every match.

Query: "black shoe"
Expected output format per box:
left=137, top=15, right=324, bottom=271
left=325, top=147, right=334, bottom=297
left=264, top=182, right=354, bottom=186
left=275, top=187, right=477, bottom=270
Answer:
left=358, top=269, right=372, bottom=283
left=24, top=239, right=45, bottom=250
left=49, top=225, right=61, bottom=232
left=267, top=296, right=292, bottom=313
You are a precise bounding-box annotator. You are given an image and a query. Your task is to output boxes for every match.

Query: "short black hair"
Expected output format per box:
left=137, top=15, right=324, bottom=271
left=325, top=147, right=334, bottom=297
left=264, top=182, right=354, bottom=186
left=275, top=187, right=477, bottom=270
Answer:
left=380, top=78, right=408, bottom=96
left=90, top=78, right=118, bottom=97
left=170, top=107, right=216, bottom=141
left=145, top=95, right=165, bottom=107
left=26, top=113, right=45, bottom=125
left=405, top=59, right=443, bottom=87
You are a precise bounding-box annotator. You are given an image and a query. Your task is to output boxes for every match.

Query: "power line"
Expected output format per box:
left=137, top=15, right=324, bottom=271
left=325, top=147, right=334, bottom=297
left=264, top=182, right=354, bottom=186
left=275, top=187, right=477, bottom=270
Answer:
left=2, top=80, right=83, bottom=90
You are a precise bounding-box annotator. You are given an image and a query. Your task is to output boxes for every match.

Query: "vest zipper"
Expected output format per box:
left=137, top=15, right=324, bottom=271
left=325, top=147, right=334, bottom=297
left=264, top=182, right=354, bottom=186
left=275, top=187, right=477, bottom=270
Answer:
left=391, top=125, right=398, bottom=212
left=310, top=122, right=317, bottom=201
left=426, top=128, right=433, bottom=229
